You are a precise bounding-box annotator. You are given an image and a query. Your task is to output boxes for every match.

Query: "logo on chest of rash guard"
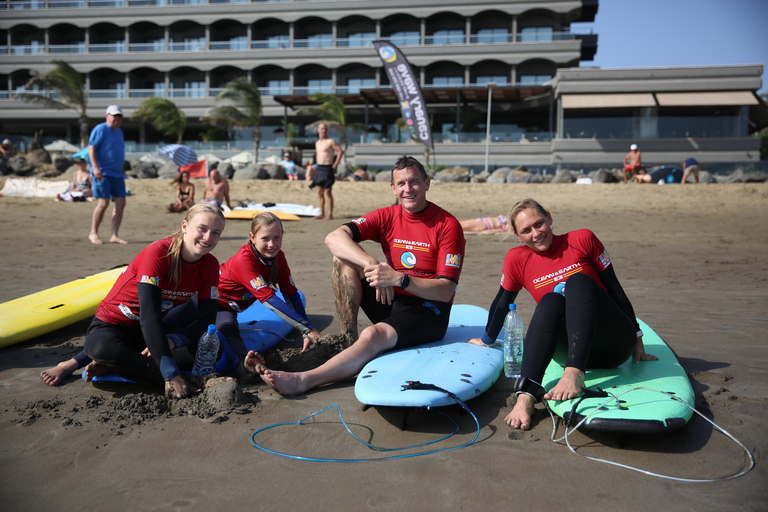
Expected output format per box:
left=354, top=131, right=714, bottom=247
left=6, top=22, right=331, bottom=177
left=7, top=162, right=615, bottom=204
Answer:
left=400, top=251, right=417, bottom=269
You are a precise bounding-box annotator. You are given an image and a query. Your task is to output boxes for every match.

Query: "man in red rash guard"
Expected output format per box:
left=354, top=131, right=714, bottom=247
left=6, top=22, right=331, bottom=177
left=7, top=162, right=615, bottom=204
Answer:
left=258, top=155, right=466, bottom=396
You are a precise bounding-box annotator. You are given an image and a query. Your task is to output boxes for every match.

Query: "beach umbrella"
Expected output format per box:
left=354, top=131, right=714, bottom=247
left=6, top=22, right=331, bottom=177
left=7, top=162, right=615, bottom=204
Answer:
left=158, top=144, right=198, bottom=167
left=44, top=140, right=81, bottom=153
left=70, top=147, right=89, bottom=164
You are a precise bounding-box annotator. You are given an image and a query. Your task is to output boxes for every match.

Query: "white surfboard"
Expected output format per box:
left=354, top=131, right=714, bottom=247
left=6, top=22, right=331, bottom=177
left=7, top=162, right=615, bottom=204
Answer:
left=235, top=203, right=321, bottom=217
left=354, top=305, right=503, bottom=408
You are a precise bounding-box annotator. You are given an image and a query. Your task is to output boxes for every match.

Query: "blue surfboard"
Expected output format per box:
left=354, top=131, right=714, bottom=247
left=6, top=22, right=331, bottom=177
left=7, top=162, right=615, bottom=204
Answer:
left=354, top=305, right=503, bottom=408
left=86, top=291, right=304, bottom=382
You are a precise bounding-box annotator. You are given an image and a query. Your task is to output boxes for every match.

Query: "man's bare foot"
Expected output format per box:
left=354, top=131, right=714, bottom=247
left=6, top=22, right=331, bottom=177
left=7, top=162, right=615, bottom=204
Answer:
left=109, top=235, right=128, bottom=244
left=83, top=361, right=109, bottom=381
left=504, top=393, right=535, bottom=430
left=312, top=214, right=324, bottom=220
left=260, top=369, right=307, bottom=396
left=543, top=366, right=585, bottom=401
left=324, top=215, right=333, bottom=221
left=40, top=359, right=79, bottom=386
left=89, top=233, right=103, bottom=245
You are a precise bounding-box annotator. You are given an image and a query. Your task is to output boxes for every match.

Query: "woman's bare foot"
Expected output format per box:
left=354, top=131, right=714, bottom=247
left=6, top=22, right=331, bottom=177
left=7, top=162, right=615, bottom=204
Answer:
left=543, top=366, right=586, bottom=401
left=40, top=359, right=79, bottom=386
left=83, top=361, right=109, bottom=381
left=109, top=235, right=128, bottom=244
left=504, top=393, right=536, bottom=430
left=88, top=233, right=103, bottom=245
left=260, top=369, right=308, bottom=396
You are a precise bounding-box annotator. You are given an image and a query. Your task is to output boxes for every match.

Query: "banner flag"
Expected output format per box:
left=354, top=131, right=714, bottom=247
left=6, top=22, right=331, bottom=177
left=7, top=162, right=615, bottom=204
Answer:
left=373, top=41, right=433, bottom=150
left=180, top=159, right=207, bottom=179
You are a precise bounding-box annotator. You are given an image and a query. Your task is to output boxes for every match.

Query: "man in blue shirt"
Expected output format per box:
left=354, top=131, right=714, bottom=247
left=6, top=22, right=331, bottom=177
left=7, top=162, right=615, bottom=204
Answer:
left=88, top=105, right=127, bottom=245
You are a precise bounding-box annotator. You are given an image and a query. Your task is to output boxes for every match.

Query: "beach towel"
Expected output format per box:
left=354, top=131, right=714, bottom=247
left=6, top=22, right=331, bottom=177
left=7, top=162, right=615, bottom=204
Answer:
left=0, top=178, right=70, bottom=198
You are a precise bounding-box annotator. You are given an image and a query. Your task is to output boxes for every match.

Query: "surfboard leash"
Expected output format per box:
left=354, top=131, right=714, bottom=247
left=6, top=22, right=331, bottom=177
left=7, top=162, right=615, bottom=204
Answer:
left=544, top=386, right=755, bottom=482
left=249, top=382, right=480, bottom=462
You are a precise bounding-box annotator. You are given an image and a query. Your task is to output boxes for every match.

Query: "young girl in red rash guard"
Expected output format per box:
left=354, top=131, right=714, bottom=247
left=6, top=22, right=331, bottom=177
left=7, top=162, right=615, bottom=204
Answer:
left=216, top=212, right=321, bottom=380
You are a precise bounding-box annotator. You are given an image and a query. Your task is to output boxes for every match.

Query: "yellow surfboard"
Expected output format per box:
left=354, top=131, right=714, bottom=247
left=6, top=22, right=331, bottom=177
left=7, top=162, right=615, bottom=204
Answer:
left=0, top=266, right=125, bottom=348
left=223, top=209, right=301, bottom=221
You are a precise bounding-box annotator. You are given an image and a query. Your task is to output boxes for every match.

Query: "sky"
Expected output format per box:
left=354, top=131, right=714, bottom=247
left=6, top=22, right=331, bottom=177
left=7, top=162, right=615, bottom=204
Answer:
left=572, top=0, right=768, bottom=94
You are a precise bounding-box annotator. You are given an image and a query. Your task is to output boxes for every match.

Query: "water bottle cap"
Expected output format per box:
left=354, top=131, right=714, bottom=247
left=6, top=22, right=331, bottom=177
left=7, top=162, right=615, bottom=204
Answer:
left=207, top=324, right=216, bottom=334
left=509, top=304, right=517, bottom=311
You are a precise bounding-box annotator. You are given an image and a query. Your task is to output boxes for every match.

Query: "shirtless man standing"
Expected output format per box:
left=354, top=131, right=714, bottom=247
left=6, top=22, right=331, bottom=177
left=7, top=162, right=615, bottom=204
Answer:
left=311, top=123, right=343, bottom=220
left=204, top=169, right=232, bottom=210
left=621, top=143, right=642, bottom=183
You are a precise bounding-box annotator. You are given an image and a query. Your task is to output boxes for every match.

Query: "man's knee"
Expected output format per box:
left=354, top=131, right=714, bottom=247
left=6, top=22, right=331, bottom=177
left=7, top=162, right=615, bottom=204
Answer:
left=356, top=323, right=397, bottom=353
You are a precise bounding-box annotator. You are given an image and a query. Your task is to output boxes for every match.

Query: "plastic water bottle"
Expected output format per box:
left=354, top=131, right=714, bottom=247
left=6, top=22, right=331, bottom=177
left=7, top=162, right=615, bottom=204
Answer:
left=192, top=324, right=219, bottom=376
left=503, top=304, right=524, bottom=378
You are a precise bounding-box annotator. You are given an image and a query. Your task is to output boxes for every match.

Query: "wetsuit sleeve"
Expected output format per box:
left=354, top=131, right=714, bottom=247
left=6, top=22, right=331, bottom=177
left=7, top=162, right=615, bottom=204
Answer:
left=597, top=264, right=641, bottom=332
left=263, top=295, right=313, bottom=334
left=480, top=286, right=520, bottom=345
left=178, top=298, right=218, bottom=342
left=137, top=283, right=176, bottom=378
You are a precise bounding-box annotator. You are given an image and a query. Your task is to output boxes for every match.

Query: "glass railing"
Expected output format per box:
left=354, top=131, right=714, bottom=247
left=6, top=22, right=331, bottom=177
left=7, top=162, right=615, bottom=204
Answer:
left=49, top=0, right=87, bottom=6
left=89, top=89, right=127, bottom=98
left=129, top=42, right=165, bottom=52
left=168, top=0, right=205, bottom=4
left=251, top=40, right=290, bottom=49
left=10, top=45, right=45, bottom=55
left=293, top=38, right=333, bottom=49
left=424, top=34, right=465, bottom=45
left=90, top=43, right=127, bottom=53
left=210, top=41, right=248, bottom=51
left=169, top=89, right=206, bottom=98
left=10, top=0, right=45, bottom=8
left=336, top=37, right=375, bottom=48
left=129, top=88, right=167, bottom=98
left=89, top=0, right=126, bottom=6
left=518, top=31, right=576, bottom=42
left=170, top=41, right=206, bottom=51
left=49, top=44, right=87, bottom=54
left=293, top=85, right=333, bottom=95
left=469, top=34, right=512, bottom=44
left=0, top=91, right=9, bottom=99
left=260, top=86, right=291, bottom=95
left=384, top=35, right=421, bottom=46
left=129, top=0, right=166, bottom=5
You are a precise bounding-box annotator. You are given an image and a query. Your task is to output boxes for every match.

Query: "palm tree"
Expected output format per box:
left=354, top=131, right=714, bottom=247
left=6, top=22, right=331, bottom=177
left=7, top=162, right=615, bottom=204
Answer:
left=203, top=78, right=263, bottom=163
left=132, top=97, right=187, bottom=144
left=297, top=93, right=364, bottom=165
left=16, top=60, right=89, bottom=148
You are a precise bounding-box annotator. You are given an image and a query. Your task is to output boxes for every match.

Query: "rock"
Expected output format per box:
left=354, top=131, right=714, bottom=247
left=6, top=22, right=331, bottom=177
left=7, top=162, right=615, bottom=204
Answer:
left=589, top=168, right=617, bottom=183
left=516, top=173, right=544, bottom=184
left=217, top=162, right=234, bottom=179
left=53, top=155, right=74, bottom=173
left=156, top=161, right=177, bottom=179
left=8, top=155, right=35, bottom=176
left=35, top=163, right=61, bottom=178
left=509, top=165, right=530, bottom=177
left=233, top=165, right=268, bottom=180
left=265, top=163, right=285, bottom=180
left=550, top=169, right=576, bottom=183
left=743, top=171, right=768, bottom=183
left=434, top=167, right=469, bottom=183
left=375, top=170, right=391, bottom=182
left=336, top=162, right=349, bottom=178
left=135, top=161, right=161, bottom=179
left=487, top=167, right=510, bottom=183
left=26, top=148, right=52, bottom=166
left=698, top=171, right=717, bottom=184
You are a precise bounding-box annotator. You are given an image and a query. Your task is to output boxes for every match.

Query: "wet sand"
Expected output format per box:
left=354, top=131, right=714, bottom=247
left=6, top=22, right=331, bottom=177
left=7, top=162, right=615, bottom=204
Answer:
left=0, top=178, right=766, bottom=511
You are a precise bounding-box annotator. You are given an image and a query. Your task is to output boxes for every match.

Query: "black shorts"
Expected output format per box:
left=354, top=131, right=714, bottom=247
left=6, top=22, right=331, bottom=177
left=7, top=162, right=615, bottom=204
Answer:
left=312, top=165, right=335, bottom=189
left=359, top=279, right=452, bottom=350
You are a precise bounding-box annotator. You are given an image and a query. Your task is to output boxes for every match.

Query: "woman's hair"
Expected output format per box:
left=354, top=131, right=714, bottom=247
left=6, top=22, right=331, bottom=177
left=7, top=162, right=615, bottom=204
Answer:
left=507, top=198, right=548, bottom=235
left=165, top=202, right=225, bottom=289
left=170, top=171, right=190, bottom=187
left=250, top=212, right=283, bottom=287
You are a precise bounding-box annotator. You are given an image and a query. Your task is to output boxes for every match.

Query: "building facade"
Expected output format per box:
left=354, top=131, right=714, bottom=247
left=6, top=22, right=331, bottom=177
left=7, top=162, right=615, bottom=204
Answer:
left=1, top=0, right=765, bottom=169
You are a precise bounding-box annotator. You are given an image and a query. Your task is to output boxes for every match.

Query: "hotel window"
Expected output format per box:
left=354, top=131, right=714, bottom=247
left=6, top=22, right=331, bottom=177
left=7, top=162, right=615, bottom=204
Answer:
left=520, top=27, right=553, bottom=42
left=431, top=29, right=464, bottom=45
left=389, top=31, right=420, bottom=46
left=518, top=74, right=552, bottom=86
left=476, top=28, right=509, bottom=44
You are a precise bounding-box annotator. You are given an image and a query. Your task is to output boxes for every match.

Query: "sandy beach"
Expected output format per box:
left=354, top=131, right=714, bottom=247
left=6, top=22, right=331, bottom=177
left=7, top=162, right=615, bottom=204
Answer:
left=0, top=177, right=766, bottom=511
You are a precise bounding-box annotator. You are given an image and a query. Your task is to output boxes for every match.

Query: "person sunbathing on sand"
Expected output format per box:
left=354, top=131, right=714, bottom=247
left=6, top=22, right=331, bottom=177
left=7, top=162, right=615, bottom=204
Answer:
left=460, top=214, right=509, bottom=233
left=467, top=198, right=656, bottom=430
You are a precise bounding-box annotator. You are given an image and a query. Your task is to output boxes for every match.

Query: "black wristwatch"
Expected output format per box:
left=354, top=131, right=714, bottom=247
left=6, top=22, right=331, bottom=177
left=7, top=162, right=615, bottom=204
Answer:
left=399, top=274, right=410, bottom=289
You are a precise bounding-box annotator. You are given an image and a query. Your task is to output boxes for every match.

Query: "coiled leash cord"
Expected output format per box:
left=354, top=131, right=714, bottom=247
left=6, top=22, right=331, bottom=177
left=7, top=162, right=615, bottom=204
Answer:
left=250, top=381, right=480, bottom=462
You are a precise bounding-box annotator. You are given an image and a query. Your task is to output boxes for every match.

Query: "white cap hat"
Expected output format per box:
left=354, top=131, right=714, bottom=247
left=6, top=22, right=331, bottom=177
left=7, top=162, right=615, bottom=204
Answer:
left=630, top=143, right=638, bottom=150
left=106, top=105, right=123, bottom=116
left=1, top=139, right=10, bottom=145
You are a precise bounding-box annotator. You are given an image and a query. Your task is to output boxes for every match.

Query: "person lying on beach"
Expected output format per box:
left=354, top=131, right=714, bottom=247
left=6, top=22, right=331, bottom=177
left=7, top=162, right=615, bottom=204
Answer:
left=460, top=215, right=509, bottom=233
left=168, top=170, right=195, bottom=213
left=467, top=198, right=657, bottom=430
left=214, top=212, right=321, bottom=381
left=256, top=155, right=465, bottom=396
left=42, top=203, right=225, bottom=399
left=56, top=158, right=93, bottom=202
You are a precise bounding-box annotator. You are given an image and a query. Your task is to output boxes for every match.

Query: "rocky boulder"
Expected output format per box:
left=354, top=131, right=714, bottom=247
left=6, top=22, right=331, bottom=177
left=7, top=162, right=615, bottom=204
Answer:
left=589, top=168, right=617, bottom=183
left=265, top=163, right=286, bottom=180
left=8, top=155, right=35, bottom=176
left=156, top=161, right=178, bottom=179
left=550, top=169, right=576, bottom=183
left=26, top=148, right=52, bottom=166
left=134, top=161, right=161, bottom=179
left=434, top=166, right=470, bottom=183
left=53, top=155, right=74, bottom=174
left=233, top=165, right=268, bottom=180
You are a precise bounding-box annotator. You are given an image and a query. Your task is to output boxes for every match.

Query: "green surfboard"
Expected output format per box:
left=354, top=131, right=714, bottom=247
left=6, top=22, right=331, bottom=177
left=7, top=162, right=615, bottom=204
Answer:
left=541, top=319, right=694, bottom=434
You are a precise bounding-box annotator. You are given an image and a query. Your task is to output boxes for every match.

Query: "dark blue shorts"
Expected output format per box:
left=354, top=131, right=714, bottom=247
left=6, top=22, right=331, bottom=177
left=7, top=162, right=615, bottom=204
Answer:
left=92, top=175, right=126, bottom=199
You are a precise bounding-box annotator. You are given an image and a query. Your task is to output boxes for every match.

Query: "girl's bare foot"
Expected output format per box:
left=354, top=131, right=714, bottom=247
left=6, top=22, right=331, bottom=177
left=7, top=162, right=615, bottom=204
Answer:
left=504, top=393, right=536, bottom=430
left=543, top=367, right=585, bottom=401
left=40, top=359, right=79, bottom=386
left=243, top=351, right=266, bottom=375
left=109, top=235, right=128, bottom=244
left=83, top=361, right=109, bottom=381
left=260, top=369, right=308, bottom=396
left=89, top=233, right=103, bottom=245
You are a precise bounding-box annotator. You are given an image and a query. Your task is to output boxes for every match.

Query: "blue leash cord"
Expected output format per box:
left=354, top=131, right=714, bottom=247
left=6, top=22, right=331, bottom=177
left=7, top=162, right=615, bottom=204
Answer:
left=250, top=382, right=481, bottom=462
